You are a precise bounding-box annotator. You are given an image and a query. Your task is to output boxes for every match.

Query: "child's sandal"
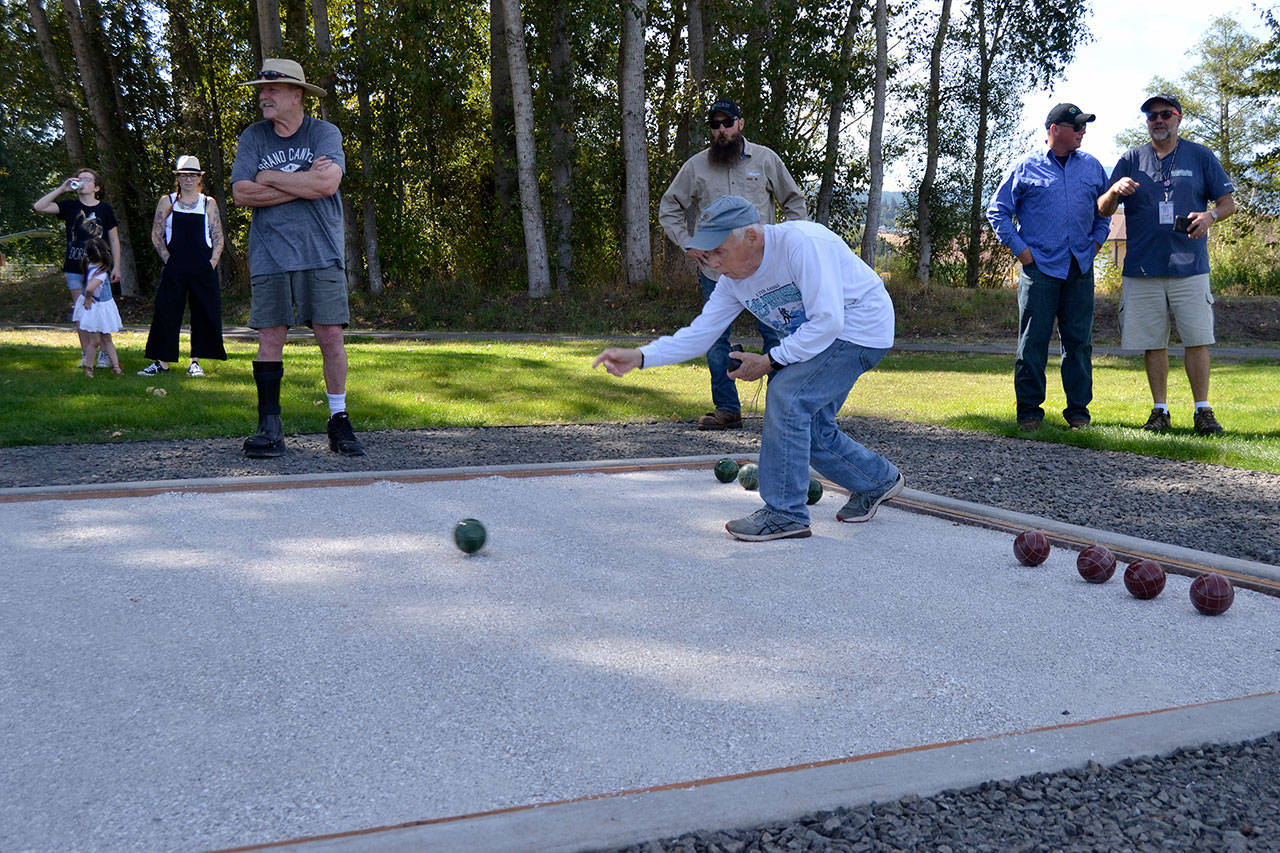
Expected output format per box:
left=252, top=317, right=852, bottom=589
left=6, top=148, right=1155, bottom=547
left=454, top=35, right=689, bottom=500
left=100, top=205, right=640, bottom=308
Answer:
left=111, top=366, right=122, bottom=375
left=84, top=366, right=94, bottom=378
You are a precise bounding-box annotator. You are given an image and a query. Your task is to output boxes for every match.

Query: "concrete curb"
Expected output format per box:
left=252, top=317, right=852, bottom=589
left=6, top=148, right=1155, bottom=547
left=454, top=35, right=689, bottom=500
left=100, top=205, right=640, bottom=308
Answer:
left=241, top=692, right=1280, bottom=852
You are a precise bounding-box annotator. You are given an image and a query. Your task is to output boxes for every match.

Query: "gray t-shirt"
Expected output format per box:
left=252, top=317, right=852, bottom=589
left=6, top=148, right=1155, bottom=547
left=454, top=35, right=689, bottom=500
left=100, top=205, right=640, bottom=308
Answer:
left=231, top=116, right=346, bottom=276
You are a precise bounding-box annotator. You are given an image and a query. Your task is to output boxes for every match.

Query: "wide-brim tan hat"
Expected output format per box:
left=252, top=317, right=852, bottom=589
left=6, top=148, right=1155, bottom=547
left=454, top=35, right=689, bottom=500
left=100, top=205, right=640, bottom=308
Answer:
left=173, top=155, right=204, bottom=174
left=239, top=58, right=327, bottom=97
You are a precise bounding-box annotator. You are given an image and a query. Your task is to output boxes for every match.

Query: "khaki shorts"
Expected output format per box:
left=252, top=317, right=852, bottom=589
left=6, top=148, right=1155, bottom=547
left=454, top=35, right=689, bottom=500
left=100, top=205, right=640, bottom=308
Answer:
left=249, top=265, right=349, bottom=329
left=1119, top=274, right=1215, bottom=350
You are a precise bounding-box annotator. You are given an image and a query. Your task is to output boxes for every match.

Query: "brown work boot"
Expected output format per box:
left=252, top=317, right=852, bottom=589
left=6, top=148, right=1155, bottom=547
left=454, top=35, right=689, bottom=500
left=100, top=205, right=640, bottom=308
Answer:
left=1141, top=408, right=1171, bottom=432
left=697, top=409, right=743, bottom=430
left=1193, top=406, right=1224, bottom=436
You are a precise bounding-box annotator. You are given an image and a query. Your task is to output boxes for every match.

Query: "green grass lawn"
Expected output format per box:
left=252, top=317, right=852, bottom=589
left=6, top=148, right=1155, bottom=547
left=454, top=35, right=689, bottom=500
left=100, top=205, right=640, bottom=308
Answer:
left=3, top=329, right=1278, bottom=473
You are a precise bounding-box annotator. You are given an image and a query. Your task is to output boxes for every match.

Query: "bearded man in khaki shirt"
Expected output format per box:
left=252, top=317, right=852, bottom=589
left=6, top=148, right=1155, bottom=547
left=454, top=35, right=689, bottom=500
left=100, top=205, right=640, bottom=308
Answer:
left=658, top=98, right=808, bottom=430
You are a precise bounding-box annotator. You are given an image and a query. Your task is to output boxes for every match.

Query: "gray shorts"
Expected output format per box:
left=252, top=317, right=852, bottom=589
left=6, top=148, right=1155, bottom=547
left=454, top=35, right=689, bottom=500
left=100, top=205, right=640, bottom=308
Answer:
left=248, top=265, right=349, bottom=329
left=1119, top=274, right=1215, bottom=350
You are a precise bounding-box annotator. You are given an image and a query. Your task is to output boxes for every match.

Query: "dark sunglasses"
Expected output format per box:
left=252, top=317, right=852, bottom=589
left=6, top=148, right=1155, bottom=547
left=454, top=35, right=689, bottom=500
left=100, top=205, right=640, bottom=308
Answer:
left=1146, top=109, right=1178, bottom=121
left=709, top=117, right=737, bottom=129
left=254, top=69, right=301, bottom=82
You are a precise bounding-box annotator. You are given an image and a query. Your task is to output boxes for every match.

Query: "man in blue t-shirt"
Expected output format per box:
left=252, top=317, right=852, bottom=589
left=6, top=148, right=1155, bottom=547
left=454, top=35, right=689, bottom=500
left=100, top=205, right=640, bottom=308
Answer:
left=1098, top=95, right=1236, bottom=435
left=988, top=103, right=1111, bottom=432
left=232, top=58, right=364, bottom=458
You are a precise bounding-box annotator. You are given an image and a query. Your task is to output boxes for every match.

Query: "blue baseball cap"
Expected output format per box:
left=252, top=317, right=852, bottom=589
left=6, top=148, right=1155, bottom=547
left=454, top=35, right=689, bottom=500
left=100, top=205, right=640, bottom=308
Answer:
left=687, top=195, right=760, bottom=251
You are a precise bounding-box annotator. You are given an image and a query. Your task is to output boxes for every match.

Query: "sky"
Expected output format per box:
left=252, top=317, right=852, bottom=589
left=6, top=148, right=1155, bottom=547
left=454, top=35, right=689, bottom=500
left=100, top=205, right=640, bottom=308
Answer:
left=1020, top=0, right=1271, bottom=173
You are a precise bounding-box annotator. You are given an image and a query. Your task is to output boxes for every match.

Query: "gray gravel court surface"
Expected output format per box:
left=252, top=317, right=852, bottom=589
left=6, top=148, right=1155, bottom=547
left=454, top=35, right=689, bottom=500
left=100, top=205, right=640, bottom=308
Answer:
left=3, top=417, right=1279, bottom=852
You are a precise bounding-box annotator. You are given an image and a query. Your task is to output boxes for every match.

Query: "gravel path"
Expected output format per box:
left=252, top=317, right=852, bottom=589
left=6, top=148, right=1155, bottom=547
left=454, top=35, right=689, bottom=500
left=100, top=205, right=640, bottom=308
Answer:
left=5, top=417, right=1278, bottom=851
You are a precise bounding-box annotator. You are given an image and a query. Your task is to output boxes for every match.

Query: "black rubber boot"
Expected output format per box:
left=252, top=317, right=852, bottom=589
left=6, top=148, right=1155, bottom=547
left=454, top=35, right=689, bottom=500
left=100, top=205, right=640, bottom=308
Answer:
left=243, top=361, right=286, bottom=458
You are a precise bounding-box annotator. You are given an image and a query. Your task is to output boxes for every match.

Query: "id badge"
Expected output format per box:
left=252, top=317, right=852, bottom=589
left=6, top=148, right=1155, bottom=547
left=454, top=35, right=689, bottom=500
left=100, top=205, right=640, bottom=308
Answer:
left=1158, top=201, right=1175, bottom=224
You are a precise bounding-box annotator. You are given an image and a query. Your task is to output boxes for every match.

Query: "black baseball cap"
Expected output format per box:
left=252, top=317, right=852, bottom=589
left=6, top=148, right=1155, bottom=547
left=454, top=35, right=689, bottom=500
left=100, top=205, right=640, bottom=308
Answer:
left=1140, top=94, right=1182, bottom=114
left=708, top=99, right=742, bottom=120
left=1045, top=103, right=1095, bottom=129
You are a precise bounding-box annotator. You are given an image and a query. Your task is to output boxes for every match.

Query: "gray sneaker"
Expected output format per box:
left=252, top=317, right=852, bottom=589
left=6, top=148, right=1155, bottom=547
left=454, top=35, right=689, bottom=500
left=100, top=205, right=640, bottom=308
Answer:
left=837, top=472, right=906, bottom=523
left=95, top=351, right=110, bottom=368
left=1193, top=406, right=1224, bottom=436
left=725, top=507, right=811, bottom=541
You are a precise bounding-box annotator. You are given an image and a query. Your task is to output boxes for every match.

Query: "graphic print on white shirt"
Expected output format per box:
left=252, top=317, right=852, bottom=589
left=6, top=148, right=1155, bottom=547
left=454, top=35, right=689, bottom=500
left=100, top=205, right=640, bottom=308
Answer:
left=745, top=281, right=806, bottom=336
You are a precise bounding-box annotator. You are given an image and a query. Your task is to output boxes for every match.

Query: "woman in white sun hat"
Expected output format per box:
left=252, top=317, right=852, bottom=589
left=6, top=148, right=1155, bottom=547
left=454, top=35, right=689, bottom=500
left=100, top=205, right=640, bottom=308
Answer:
left=138, top=155, right=227, bottom=377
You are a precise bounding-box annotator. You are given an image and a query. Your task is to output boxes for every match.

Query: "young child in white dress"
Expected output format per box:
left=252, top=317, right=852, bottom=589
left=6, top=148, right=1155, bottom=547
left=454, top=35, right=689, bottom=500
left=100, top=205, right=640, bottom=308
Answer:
left=73, top=237, right=123, bottom=376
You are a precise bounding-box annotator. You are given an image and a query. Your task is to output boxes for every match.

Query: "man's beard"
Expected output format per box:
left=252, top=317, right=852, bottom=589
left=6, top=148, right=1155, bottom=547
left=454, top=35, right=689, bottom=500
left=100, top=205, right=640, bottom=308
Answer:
left=709, top=135, right=744, bottom=165
left=1149, top=127, right=1173, bottom=143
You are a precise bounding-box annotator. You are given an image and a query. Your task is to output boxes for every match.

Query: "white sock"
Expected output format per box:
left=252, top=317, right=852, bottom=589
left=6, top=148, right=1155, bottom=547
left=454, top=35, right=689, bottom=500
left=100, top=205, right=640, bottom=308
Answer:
left=1154, top=403, right=1168, bottom=413
left=1194, top=401, right=1210, bottom=411
left=327, top=393, right=346, bottom=416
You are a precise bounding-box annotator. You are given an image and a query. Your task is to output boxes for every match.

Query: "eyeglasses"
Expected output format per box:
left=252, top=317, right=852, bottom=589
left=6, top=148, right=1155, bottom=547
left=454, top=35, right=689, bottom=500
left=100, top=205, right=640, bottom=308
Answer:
left=177, top=173, right=202, bottom=178
left=254, top=69, right=301, bottom=82
left=709, top=117, right=737, bottom=129
left=1146, top=109, right=1179, bottom=121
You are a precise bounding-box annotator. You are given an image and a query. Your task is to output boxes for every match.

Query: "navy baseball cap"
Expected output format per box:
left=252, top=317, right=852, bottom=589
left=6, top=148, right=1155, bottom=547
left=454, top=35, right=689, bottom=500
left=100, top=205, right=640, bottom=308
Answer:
left=1141, top=94, right=1182, bottom=114
left=708, top=99, right=742, bottom=120
left=687, top=196, right=760, bottom=251
left=1045, top=103, right=1095, bottom=129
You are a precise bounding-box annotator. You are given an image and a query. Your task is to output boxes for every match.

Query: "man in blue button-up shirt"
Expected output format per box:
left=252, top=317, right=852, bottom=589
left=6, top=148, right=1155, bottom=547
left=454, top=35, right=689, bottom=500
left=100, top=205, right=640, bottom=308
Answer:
left=988, top=103, right=1111, bottom=431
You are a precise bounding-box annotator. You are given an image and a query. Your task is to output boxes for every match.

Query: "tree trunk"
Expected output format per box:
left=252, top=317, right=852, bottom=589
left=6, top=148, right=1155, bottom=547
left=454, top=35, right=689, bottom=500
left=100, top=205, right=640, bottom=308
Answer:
left=490, top=0, right=519, bottom=278
left=501, top=0, right=551, bottom=297
left=354, top=0, right=383, bottom=294
left=656, top=0, right=683, bottom=170
left=915, top=0, right=952, bottom=285
left=60, top=0, right=139, bottom=297
left=549, top=0, right=575, bottom=289
left=683, top=0, right=705, bottom=160
left=859, top=0, right=887, bottom=266
left=310, top=0, right=336, bottom=121
left=257, top=0, right=281, bottom=59
left=26, top=0, right=84, bottom=164
left=964, top=0, right=993, bottom=289
left=816, top=0, right=864, bottom=225
left=620, top=0, right=651, bottom=284
left=282, top=0, right=308, bottom=56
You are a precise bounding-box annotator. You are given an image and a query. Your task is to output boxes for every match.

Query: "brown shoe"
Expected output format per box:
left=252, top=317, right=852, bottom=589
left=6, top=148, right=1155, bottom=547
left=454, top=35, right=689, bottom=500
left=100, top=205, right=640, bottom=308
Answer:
left=697, top=409, right=743, bottom=430
left=1141, top=408, right=1171, bottom=432
left=1193, top=406, right=1224, bottom=436
left=1017, top=418, right=1041, bottom=432
left=1067, top=416, right=1090, bottom=430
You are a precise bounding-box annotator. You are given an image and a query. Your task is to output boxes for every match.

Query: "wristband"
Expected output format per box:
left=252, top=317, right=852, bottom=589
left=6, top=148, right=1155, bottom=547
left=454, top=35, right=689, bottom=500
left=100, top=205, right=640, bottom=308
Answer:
left=1209, top=208, right=1219, bottom=221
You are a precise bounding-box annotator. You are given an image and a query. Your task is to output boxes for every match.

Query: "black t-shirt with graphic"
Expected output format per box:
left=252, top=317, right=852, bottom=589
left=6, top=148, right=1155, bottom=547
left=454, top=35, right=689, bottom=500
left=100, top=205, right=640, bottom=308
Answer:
left=55, top=199, right=119, bottom=274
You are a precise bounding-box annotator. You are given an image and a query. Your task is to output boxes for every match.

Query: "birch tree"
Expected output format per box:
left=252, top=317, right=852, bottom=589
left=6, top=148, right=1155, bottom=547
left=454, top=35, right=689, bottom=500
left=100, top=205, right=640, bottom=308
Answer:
left=859, top=0, right=887, bottom=264
left=25, top=0, right=84, bottom=164
left=501, top=0, right=551, bottom=297
left=915, top=0, right=952, bottom=284
left=620, top=0, right=650, bottom=284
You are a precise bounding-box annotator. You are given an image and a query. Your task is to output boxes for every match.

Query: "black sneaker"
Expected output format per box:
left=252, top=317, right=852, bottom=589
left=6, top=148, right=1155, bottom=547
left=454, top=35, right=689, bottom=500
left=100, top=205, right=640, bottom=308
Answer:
left=327, top=412, right=366, bottom=456
left=1141, top=408, right=1171, bottom=432
left=243, top=414, right=286, bottom=458
left=1193, top=407, right=1224, bottom=436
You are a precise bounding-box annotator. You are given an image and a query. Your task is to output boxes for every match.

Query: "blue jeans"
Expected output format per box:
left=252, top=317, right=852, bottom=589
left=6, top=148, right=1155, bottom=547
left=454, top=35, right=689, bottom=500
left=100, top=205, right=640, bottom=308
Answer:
left=1015, top=259, right=1094, bottom=423
left=701, top=273, right=782, bottom=413
left=759, top=339, right=900, bottom=524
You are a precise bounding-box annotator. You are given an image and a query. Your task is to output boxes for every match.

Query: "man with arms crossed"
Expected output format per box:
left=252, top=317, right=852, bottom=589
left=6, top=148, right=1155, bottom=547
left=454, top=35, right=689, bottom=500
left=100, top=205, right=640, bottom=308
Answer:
left=1098, top=94, right=1236, bottom=435
left=595, top=196, right=903, bottom=542
left=232, top=58, right=364, bottom=458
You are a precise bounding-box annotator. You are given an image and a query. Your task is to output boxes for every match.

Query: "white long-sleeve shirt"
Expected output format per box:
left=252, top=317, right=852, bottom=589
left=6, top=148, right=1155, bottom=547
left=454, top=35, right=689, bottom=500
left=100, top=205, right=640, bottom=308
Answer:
left=640, top=221, right=894, bottom=368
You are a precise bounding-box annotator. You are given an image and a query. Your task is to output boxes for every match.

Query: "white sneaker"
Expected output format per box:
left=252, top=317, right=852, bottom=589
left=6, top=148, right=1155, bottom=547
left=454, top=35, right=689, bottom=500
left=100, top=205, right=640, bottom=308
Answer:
left=137, top=361, right=169, bottom=376
left=77, top=355, right=88, bottom=368
left=187, top=362, right=205, bottom=377
left=96, top=352, right=110, bottom=368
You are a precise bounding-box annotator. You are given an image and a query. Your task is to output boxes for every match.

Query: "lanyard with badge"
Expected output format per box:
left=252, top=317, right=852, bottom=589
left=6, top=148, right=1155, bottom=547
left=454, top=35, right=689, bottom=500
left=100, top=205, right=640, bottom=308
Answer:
left=1157, top=143, right=1179, bottom=225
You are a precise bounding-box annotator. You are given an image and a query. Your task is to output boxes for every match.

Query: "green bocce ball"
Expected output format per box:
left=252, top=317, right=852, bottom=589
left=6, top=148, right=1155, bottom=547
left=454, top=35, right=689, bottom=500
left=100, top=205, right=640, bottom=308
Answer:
left=454, top=518, right=487, bottom=554
left=807, top=477, right=824, bottom=505
left=714, top=457, right=740, bottom=483
left=737, top=463, right=759, bottom=491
